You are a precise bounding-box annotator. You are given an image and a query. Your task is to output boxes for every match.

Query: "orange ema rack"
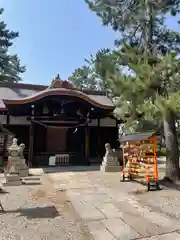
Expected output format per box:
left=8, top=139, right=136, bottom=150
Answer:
left=121, top=134, right=160, bottom=191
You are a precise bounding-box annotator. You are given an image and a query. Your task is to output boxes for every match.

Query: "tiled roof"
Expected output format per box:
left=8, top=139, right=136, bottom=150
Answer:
left=119, top=131, right=156, bottom=142
left=0, top=82, right=113, bottom=109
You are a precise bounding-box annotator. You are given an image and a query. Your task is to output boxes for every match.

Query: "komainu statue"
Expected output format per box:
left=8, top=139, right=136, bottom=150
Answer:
left=104, top=143, right=114, bottom=158
left=19, top=143, right=25, bottom=159
left=100, top=143, right=121, bottom=172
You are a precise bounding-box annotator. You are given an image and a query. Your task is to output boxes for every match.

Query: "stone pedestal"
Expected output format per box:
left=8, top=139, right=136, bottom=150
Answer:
left=18, top=143, right=29, bottom=177
left=100, top=143, right=121, bottom=172
left=3, top=165, right=22, bottom=186
left=100, top=156, right=121, bottom=172
left=19, top=160, right=29, bottom=177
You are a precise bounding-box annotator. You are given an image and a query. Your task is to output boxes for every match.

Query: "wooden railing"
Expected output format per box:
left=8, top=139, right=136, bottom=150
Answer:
left=33, top=152, right=84, bottom=166
left=55, top=154, right=69, bottom=165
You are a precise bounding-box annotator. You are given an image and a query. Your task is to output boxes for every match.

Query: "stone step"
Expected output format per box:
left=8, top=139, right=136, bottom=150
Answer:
left=2, top=180, right=22, bottom=186
left=21, top=176, right=41, bottom=185
left=100, top=166, right=121, bottom=172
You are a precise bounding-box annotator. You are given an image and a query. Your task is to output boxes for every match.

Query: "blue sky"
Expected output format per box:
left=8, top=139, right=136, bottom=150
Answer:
left=1, top=1, right=179, bottom=85
left=1, top=0, right=117, bottom=85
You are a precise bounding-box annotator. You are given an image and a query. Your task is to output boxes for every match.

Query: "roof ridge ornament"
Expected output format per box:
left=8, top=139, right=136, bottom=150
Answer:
left=49, top=74, right=62, bottom=89
left=49, top=74, right=76, bottom=89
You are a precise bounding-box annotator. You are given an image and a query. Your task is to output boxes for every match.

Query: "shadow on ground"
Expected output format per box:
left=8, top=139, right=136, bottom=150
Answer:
left=159, top=178, right=180, bottom=191
left=1, top=206, right=60, bottom=219
left=28, top=174, right=41, bottom=177
left=22, top=182, right=42, bottom=186
left=0, top=188, right=9, bottom=195
left=42, top=165, right=100, bottom=174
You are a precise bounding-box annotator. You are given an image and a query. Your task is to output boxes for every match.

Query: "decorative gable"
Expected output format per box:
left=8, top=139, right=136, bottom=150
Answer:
left=49, top=74, right=75, bottom=89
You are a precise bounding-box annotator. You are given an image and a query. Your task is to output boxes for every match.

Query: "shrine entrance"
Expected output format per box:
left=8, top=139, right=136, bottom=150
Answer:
left=2, top=75, right=115, bottom=167
left=32, top=121, right=87, bottom=166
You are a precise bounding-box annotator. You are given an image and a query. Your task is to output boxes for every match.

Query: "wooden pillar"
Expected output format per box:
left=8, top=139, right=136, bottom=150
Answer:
left=85, top=125, right=90, bottom=165
left=28, top=121, right=34, bottom=167
left=6, top=114, right=10, bottom=125
left=28, top=104, right=35, bottom=167
left=116, top=119, right=119, bottom=148
left=97, top=117, right=101, bottom=158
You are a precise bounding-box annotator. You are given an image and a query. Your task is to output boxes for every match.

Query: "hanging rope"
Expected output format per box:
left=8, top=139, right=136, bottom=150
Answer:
left=33, top=120, right=48, bottom=128
left=32, top=120, right=87, bottom=130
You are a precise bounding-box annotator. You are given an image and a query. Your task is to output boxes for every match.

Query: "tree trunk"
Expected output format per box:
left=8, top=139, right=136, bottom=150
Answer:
left=163, top=112, right=180, bottom=182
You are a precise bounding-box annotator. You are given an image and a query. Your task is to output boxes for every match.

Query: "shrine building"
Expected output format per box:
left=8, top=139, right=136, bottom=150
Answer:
left=0, top=75, right=119, bottom=166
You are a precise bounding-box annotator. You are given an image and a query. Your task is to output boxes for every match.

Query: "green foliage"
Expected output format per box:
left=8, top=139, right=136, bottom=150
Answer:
left=0, top=8, right=25, bottom=82
left=84, top=0, right=180, bottom=129
left=69, top=49, right=115, bottom=91
left=85, top=0, right=180, bottom=180
left=85, top=0, right=180, bottom=54
left=96, top=45, right=180, bottom=132
left=69, top=65, right=104, bottom=91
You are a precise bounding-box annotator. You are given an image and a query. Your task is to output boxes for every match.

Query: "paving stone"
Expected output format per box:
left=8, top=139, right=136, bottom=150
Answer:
left=79, top=193, right=110, bottom=203
left=122, top=212, right=169, bottom=237
left=45, top=167, right=180, bottom=239
left=66, top=190, right=82, bottom=200
left=114, top=200, right=143, bottom=215
left=105, top=189, right=130, bottom=201
left=70, top=201, right=105, bottom=221
left=125, top=197, right=179, bottom=230
left=86, top=221, right=116, bottom=240
left=101, top=218, right=142, bottom=239
left=140, top=210, right=179, bottom=229
left=140, top=232, right=180, bottom=239
left=94, top=202, right=123, bottom=218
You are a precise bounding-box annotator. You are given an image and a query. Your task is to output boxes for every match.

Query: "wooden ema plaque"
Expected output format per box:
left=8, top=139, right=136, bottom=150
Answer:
left=121, top=135, right=160, bottom=191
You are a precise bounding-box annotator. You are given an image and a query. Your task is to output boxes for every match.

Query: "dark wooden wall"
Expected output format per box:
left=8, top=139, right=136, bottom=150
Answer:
left=46, top=127, right=67, bottom=152
left=4, top=124, right=30, bottom=159
left=89, top=126, right=118, bottom=158
left=4, top=123, right=118, bottom=166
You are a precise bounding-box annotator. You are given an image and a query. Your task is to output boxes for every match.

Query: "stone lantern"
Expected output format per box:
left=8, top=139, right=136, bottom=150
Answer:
left=3, top=138, right=29, bottom=186
left=3, top=138, right=22, bottom=186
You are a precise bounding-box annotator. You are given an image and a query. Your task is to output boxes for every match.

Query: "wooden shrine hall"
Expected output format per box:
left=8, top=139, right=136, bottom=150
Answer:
left=0, top=75, right=119, bottom=166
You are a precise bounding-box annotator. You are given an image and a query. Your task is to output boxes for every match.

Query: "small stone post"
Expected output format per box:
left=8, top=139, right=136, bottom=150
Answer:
left=100, top=143, right=121, bottom=172
left=19, top=143, right=29, bottom=177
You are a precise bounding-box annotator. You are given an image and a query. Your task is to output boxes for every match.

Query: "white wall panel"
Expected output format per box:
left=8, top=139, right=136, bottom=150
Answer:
left=0, top=114, right=7, bottom=124
left=10, top=116, right=30, bottom=125
left=88, top=119, right=98, bottom=126
left=100, top=117, right=116, bottom=127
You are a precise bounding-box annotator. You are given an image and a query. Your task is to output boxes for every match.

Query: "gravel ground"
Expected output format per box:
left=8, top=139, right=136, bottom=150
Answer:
left=0, top=174, right=92, bottom=240
left=137, top=188, right=180, bottom=219
left=1, top=166, right=180, bottom=240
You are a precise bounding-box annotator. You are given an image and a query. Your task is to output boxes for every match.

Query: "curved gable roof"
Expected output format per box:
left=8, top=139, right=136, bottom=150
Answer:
left=0, top=77, right=114, bottom=110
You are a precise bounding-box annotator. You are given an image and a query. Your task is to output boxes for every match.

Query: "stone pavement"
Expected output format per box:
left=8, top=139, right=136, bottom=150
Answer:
left=0, top=170, right=91, bottom=240
left=1, top=166, right=180, bottom=239
left=48, top=166, right=180, bottom=240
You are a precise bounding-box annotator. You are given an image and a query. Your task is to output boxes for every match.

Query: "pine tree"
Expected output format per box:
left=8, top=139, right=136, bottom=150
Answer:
left=68, top=66, right=99, bottom=90
left=0, top=8, right=25, bottom=82
left=85, top=0, right=180, bottom=53
left=85, top=0, right=180, bottom=181
left=0, top=8, right=25, bottom=169
left=69, top=49, right=112, bottom=91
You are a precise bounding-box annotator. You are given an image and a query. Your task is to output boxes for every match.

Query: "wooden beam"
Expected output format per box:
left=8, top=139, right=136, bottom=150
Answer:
left=28, top=121, right=34, bottom=167
left=97, top=117, right=101, bottom=157
left=85, top=125, right=89, bottom=165
left=6, top=114, right=10, bottom=125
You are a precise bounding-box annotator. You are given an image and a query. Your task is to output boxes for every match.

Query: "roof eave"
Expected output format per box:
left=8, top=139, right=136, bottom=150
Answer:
left=3, top=88, right=114, bottom=110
